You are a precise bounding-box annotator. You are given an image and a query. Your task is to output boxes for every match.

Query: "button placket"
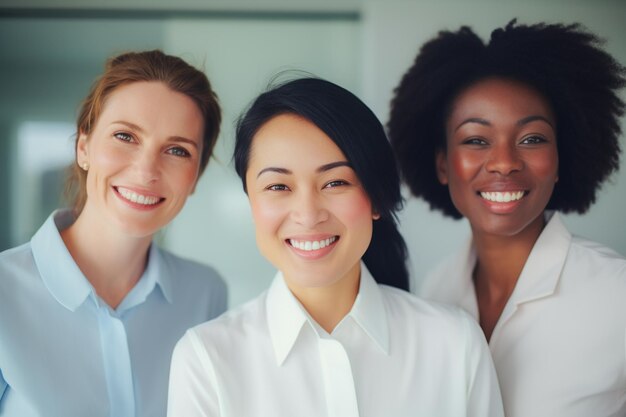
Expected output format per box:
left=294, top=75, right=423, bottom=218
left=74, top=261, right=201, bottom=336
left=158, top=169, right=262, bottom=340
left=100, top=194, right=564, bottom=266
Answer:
left=97, top=307, right=135, bottom=417
left=318, top=338, right=359, bottom=417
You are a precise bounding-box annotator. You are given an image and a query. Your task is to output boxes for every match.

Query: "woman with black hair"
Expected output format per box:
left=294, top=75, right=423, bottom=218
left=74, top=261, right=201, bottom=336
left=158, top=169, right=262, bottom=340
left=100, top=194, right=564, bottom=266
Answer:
left=168, top=78, right=504, bottom=417
left=388, top=21, right=626, bottom=417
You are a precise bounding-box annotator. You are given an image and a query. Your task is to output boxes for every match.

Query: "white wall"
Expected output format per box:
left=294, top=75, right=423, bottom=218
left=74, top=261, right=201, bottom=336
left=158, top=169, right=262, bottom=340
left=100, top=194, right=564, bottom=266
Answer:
left=361, top=1, right=626, bottom=289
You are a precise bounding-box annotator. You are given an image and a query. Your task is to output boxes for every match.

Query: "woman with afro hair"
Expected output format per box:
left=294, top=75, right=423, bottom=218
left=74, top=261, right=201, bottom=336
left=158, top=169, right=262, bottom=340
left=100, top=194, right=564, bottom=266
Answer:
left=388, top=20, right=626, bottom=417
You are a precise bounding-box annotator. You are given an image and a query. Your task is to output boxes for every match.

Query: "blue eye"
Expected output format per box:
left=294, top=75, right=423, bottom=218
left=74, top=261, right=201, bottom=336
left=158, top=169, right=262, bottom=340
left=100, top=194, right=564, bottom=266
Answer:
left=114, top=132, right=133, bottom=142
left=168, top=147, right=191, bottom=157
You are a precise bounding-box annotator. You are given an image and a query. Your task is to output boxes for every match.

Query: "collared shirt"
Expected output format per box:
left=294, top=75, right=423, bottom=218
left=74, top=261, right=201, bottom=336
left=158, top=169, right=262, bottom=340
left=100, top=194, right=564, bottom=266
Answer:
left=420, top=212, right=626, bottom=417
left=0, top=210, right=227, bottom=417
left=168, top=264, right=504, bottom=417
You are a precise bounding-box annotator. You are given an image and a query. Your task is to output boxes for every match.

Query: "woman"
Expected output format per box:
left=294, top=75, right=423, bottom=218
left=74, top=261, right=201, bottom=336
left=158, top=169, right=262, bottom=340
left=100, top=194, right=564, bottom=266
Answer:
left=388, top=21, right=626, bottom=417
left=0, top=50, right=227, bottom=417
left=168, top=78, right=504, bottom=417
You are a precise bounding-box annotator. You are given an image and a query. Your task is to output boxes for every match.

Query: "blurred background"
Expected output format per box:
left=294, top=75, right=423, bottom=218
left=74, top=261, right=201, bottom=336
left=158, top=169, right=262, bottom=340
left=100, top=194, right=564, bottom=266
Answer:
left=1, top=0, right=625, bottom=308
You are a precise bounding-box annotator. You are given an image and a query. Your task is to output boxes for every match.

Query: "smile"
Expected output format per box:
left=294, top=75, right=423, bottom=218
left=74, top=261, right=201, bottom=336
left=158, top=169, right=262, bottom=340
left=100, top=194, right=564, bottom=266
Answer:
left=288, top=236, right=338, bottom=251
left=479, top=191, right=526, bottom=203
left=115, top=186, right=163, bottom=206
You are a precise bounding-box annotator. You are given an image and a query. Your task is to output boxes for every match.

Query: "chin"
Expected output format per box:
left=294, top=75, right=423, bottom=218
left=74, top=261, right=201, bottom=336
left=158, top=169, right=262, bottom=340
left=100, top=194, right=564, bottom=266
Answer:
left=474, top=216, right=540, bottom=238
left=112, top=217, right=163, bottom=239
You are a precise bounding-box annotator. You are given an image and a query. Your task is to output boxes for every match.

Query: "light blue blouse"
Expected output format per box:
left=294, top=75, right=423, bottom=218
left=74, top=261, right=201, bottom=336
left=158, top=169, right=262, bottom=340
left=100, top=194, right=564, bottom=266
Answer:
left=0, top=210, right=227, bottom=417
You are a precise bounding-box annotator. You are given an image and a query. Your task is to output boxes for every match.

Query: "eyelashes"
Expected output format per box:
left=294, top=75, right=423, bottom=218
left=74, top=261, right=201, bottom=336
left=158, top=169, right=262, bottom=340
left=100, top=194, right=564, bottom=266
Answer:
left=264, top=179, right=351, bottom=192
left=113, top=131, right=193, bottom=158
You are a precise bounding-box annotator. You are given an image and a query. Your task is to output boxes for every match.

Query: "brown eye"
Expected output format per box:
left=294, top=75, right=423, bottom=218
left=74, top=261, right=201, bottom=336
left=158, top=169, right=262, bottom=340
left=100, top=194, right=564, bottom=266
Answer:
left=267, top=184, right=289, bottom=191
left=520, top=135, right=547, bottom=145
left=324, top=180, right=349, bottom=188
left=462, top=137, right=488, bottom=146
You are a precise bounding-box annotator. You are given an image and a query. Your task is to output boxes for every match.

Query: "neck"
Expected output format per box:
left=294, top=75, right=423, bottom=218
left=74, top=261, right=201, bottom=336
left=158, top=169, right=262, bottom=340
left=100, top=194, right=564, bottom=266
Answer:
left=61, top=206, right=153, bottom=309
left=472, top=214, right=546, bottom=297
left=288, top=263, right=361, bottom=334
left=470, top=213, right=546, bottom=341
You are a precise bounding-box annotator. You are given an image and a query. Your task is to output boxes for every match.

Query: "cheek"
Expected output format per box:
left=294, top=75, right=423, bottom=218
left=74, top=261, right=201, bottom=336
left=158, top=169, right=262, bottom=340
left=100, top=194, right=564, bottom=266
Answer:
left=249, top=197, right=286, bottom=234
left=531, top=151, right=559, bottom=181
left=90, top=141, right=130, bottom=176
left=448, top=151, right=481, bottom=183
left=166, top=161, right=199, bottom=194
left=334, top=192, right=374, bottom=227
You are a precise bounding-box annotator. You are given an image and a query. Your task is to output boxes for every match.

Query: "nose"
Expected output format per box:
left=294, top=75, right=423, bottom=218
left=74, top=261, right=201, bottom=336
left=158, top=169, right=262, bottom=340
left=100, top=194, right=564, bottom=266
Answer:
left=134, top=150, right=161, bottom=184
left=290, top=189, right=329, bottom=228
left=485, top=142, right=523, bottom=175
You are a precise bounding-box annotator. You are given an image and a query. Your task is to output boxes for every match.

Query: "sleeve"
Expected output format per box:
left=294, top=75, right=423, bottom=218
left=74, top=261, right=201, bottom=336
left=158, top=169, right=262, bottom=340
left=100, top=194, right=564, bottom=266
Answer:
left=462, top=314, right=505, bottom=417
left=167, top=330, right=220, bottom=417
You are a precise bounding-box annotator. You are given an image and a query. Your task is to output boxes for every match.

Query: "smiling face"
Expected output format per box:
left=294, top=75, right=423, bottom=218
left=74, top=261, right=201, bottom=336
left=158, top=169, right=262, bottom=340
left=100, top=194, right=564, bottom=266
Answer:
left=77, top=81, right=204, bottom=238
left=437, top=77, right=559, bottom=239
left=246, top=113, right=377, bottom=292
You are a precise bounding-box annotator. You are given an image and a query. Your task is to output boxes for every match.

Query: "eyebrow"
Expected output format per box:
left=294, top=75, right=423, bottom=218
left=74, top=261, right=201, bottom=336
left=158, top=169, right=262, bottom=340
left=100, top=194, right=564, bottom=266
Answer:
left=454, top=115, right=554, bottom=132
left=256, top=161, right=351, bottom=178
left=517, top=115, right=554, bottom=129
left=454, top=118, right=489, bottom=132
left=111, top=120, right=199, bottom=149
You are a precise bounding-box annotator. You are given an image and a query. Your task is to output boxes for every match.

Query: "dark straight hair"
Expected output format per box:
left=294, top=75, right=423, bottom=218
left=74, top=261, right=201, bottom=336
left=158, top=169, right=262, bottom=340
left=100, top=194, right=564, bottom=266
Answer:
left=234, top=78, right=409, bottom=291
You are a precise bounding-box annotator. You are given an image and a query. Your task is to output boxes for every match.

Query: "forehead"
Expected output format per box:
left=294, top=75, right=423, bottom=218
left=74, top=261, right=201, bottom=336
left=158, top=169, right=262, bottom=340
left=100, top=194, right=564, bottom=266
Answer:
left=449, top=77, right=554, bottom=122
left=98, top=81, right=204, bottom=139
left=248, top=113, right=347, bottom=169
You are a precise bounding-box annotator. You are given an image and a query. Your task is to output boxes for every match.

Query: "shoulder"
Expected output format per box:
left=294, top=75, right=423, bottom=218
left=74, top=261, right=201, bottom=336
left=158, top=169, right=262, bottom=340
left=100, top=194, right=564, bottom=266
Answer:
left=156, top=246, right=227, bottom=292
left=185, top=292, right=268, bottom=352
left=0, top=242, right=38, bottom=291
left=380, top=285, right=478, bottom=336
left=566, top=235, right=626, bottom=281
left=417, top=242, right=471, bottom=303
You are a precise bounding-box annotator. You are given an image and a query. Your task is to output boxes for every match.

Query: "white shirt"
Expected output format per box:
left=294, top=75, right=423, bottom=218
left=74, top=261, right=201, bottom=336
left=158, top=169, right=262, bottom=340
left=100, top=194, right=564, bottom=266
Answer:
left=168, top=264, right=504, bottom=417
left=420, top=212, right=626, bottom=417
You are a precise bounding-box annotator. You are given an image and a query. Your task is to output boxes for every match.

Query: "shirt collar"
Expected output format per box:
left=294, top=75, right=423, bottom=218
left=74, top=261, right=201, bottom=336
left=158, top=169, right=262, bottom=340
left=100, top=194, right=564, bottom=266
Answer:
left=346, top=264, right=389, bottom=355
left=116, top=243, right=174, bottom=312
left=31, top=209, right=92, bottom=311
left=31, top=209, right=173, bottom=312
left=266, top=262, right=390, bottom=366
left=451, top=212, right=571, bottom=323
left=444, top=237, right=480, bottom=319
left=504, top=211, right=571, bottom=307
left=151, top=244, right=174, bottom=303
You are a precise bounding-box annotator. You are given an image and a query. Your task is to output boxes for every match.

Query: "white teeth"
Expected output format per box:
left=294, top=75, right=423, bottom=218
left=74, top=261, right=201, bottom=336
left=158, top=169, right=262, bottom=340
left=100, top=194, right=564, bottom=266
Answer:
left=480, top=191, right=525, bottom=202
left=117, top=187, right=161, bottom=205
left=289, top=236, right=337, bottom=251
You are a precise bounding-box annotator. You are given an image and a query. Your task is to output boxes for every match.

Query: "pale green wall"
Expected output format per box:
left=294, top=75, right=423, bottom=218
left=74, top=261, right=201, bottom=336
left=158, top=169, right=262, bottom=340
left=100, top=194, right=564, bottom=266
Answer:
left=362, top=1, right=626, bottom=289
left=1, top=1, right=625, bottom=307
left=160, top=17, right=361, bottom=306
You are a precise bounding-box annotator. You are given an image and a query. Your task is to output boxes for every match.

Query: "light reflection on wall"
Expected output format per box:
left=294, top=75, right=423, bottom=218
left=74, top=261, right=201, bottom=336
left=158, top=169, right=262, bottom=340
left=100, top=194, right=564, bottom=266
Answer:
left=13, top=121, right=74, bottom=244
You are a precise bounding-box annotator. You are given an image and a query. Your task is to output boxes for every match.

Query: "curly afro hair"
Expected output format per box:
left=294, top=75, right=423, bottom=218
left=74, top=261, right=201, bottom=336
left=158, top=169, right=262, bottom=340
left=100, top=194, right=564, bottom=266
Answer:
left=388, top=20, right=626, bottom=219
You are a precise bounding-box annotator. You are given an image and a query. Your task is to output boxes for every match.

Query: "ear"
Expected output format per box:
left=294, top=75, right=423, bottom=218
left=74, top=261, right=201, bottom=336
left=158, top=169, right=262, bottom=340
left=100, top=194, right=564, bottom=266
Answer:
left=435, top=149, right=449, bottom=185
left=76, top=132, right=89, bottom=166
left=372, top=211, right=381, bottom=221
